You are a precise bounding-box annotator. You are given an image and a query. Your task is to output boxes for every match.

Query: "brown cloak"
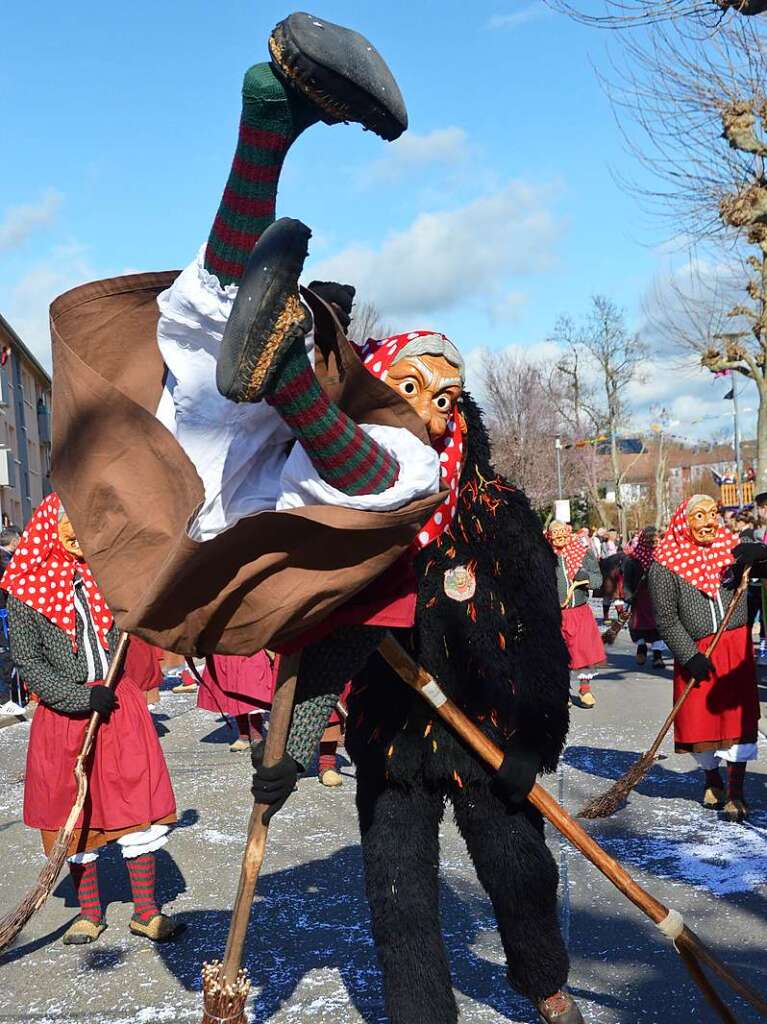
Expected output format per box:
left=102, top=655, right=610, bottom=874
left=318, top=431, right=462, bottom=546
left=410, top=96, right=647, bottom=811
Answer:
left=50, top=273, right=441, bottom=656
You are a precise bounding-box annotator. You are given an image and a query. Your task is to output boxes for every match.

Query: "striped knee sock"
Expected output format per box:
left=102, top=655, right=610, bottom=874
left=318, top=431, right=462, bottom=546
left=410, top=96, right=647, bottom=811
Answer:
left=69, top=860, right=102, bottom=923
left=204, top=63, right=318, bottom=287
left=266, top=340, right=399, bottom=495
left=727, top=761, right=746, bottom=800
left=126, top=853, right=159, bottom=924
left=319, top=740, right=338, bottom=774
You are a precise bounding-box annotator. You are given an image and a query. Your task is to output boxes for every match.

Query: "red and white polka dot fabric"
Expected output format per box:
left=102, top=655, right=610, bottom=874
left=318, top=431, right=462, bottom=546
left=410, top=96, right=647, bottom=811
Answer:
left=357, top=331, right=463, bottom=550
left=545, top=525, right=587, bottom=580
left=2, top=492, right=113, bottom=649
left=653, top=498, right=735, bottom=598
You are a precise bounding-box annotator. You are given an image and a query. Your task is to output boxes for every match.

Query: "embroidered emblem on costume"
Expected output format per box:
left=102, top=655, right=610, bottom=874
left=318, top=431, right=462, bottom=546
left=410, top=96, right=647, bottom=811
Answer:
left=444, top=565, right=476, bottom=602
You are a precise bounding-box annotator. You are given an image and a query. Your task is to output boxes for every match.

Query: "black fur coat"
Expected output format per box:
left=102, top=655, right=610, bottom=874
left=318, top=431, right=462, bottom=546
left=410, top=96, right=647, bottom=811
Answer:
left=346, top=393, right=570, bottom=786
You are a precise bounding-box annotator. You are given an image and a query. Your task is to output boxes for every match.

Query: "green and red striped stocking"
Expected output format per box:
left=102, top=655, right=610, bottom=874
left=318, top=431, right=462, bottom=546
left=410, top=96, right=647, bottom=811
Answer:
left=206, top=64, right=399, bottom=496
left=204, top=63, right=317, bottom=287
left=266, top=341, right=399, bottom=495
left=69, top=859, right=102, bottom=923
left=126, top=852, right=159, bottom=924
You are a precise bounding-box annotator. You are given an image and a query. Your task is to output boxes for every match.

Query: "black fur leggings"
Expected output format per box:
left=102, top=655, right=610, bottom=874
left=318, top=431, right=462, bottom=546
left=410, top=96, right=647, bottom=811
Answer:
left=356, top=771, right=569, bottom=1023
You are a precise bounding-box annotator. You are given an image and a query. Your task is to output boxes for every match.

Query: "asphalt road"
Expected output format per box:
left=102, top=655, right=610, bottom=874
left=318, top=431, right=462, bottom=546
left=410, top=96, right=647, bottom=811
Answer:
left=0, top=619, right=765, bottom=1024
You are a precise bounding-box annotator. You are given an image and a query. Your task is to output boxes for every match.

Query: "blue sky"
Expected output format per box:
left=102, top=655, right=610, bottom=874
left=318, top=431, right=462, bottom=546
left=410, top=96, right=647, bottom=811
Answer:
left=0, top=0, right=744, bottom=441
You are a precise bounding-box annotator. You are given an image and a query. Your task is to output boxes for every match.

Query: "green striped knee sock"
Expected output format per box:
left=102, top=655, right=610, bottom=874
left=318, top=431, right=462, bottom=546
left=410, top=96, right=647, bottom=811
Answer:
left=126, top=852, right=159, bottom=923
left=204, top=63, right=318, bottom=287
left=266, top=341, right=400, bottom=495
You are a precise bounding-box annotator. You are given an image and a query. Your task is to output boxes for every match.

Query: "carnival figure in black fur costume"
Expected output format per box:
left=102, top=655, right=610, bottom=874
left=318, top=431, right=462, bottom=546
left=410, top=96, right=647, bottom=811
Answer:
left=254, top=350, right=582, bottom=1023
left=345, top=393, right=578, bottom=1024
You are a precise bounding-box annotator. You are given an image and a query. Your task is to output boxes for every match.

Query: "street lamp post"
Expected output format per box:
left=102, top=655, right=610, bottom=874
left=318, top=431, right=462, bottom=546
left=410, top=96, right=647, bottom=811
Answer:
left=555, top=435, right=563, bottom=500
left=732, top=374, right=743, bottom=506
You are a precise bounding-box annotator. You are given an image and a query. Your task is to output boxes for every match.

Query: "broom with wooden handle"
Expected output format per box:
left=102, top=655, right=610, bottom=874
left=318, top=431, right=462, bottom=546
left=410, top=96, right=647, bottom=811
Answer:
left=0, top=631, right=130, bottom=953
left=201, top=651, right=301, bottom=1024
left=378, top=633, right=767, bottom=1024
left=579, top=567, right=751, bottom=820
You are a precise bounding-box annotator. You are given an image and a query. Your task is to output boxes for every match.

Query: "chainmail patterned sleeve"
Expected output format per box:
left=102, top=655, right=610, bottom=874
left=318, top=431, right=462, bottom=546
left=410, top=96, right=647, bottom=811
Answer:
left=285, top=625, right=387, bottom=770
left=579, top=549, right=603, bottom=591
left=7, top=595, right=92, bottom=715
left=648, top=562, right=698, bottom=666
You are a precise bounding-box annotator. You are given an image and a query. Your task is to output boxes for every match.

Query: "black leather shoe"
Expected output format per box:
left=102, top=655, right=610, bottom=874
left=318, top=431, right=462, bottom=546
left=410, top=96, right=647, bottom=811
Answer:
left=269, top=12, right=408, bottom=140
left=216, top=217, right=312, bottom=403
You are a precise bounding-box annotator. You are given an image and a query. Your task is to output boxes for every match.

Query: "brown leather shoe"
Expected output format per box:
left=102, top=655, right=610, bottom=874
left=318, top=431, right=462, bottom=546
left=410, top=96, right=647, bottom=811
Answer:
left=702, top=786, right=725, bottom=810
left=129, top=912, right=185, bottom=942
left=536, top=991, right=585, bottom=1023
left=319, top=768, right=343, bottom=787
left=722, top=797, right=749, bottom=822
left=62, top=915, right=107, bottom=945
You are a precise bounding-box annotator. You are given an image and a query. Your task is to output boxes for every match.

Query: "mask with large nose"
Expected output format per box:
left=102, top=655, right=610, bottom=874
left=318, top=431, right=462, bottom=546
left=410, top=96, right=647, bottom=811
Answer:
left=687, top=497, right=719, bottom=547
left=383, top=337, right=464, bottom=443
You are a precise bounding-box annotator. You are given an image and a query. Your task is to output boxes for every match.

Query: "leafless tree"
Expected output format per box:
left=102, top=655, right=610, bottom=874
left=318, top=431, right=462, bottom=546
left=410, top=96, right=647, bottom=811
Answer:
left=601, top=18, right=767, bottom=245
left=347, top=300, right=392, bottom=347
left=544, top=0, right=767, bottom=29
left=576, top=296, right=648, bottom=537
left=586, top=14, right=767, bottom=488
left=481, top=351, right=568, bottom=507
left=545, top=316, right=612, bottom=521
left=649, top=407, right=672, bottom=526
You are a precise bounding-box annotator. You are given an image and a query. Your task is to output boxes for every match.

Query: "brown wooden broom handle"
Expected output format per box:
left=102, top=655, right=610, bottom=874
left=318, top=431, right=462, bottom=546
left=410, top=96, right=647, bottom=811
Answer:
left=643, top=568, right=751, bottom=764
left=561, top=578, right=587, bottom=609
left=77, top=631, right=130, bottom=765
left=221, top=650, right=301, bottom=986
left=378, top=635, right=668, bottom=924
left=378, top=634, right=767, bottom=1019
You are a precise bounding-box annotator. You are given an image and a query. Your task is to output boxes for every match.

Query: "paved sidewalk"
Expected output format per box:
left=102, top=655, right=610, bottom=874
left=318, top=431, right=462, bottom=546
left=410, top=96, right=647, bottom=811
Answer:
left=0, top=629, right=765, bottom=1023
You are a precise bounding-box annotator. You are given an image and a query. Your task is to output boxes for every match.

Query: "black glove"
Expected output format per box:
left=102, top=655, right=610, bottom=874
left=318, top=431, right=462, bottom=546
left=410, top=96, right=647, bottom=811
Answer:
left=685, top=652, right=713, bottom=683
left=493, top=745, right=540, bottom=806
left=251, top=740, right=299, bottom=825
left=307, top=280, right=355, bottom=331
left=733, top=542, right=767, bottom=566
left=89, top=685, right=117, bottom=716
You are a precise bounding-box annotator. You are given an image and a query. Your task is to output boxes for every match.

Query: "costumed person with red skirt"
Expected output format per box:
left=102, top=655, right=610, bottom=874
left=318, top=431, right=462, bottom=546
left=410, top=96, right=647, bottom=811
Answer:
left=547, top=520, right=605, bottom=709
left=316, top=682, right=351, bottom=788
left=623, top=526, right=665, bottom=669
left=6, top=494, right=182, bottom=944
left=198, top=652, right=274, bottom=751
left=649, top=495, right=763, bottom=822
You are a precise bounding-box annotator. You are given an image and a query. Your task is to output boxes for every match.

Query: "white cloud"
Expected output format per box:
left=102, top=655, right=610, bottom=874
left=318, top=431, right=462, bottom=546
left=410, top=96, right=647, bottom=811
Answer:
left=488, top=289, right=529, bottom=324
left=488, top=6, right=549, bottom=29
left=4, top=242, right=93, bottom=370
left=362, top=127, right=469, bottom=184
left=307, top=180, right=565, bottom=321
left=0, top=190, right=62, bottom=251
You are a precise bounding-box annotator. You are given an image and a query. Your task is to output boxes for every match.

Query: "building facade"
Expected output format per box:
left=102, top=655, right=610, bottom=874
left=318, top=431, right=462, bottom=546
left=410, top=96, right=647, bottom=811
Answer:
left=0, top=314, right=52, bottom=527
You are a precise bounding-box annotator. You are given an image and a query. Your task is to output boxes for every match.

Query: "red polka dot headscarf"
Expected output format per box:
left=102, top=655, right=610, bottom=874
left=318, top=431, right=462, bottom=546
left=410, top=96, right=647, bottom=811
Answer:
left=546, top=523, right=587, bottom=580
left=357, top=331, right=464, bottom=549
left=630, top=527, right=658, bottom=573
left=653, top=497, right=735, bottom=598
left=2, top=492, right=113, bottom=649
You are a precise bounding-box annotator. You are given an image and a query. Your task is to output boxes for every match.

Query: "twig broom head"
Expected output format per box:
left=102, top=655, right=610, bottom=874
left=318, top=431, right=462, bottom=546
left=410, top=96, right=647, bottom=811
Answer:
left=578, top=750, right=657, bottom=819
left=201, top=960, right=251, bottom=1024
left=0, top=820, right=73, bottom=954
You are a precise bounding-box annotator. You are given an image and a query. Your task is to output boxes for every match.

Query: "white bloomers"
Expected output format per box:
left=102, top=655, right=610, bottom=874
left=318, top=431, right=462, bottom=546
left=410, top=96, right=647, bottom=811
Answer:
left=155, top=247, right=440, bottom=541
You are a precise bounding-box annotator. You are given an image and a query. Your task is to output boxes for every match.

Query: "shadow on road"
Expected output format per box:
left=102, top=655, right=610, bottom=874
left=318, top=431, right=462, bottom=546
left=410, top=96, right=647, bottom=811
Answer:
left=563, top=744, right=767, bottom=807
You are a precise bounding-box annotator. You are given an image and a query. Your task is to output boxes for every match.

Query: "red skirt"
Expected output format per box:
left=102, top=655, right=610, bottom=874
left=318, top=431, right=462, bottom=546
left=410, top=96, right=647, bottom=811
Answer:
left=673, top=625, right=760, bottom=752
left=197, top=652, right=274, bottom=717
left=628, top=585, right=659, bottom=643
left=561, top=603, right=606, bottom=671
left=24, top=675, right=176, bottom=835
